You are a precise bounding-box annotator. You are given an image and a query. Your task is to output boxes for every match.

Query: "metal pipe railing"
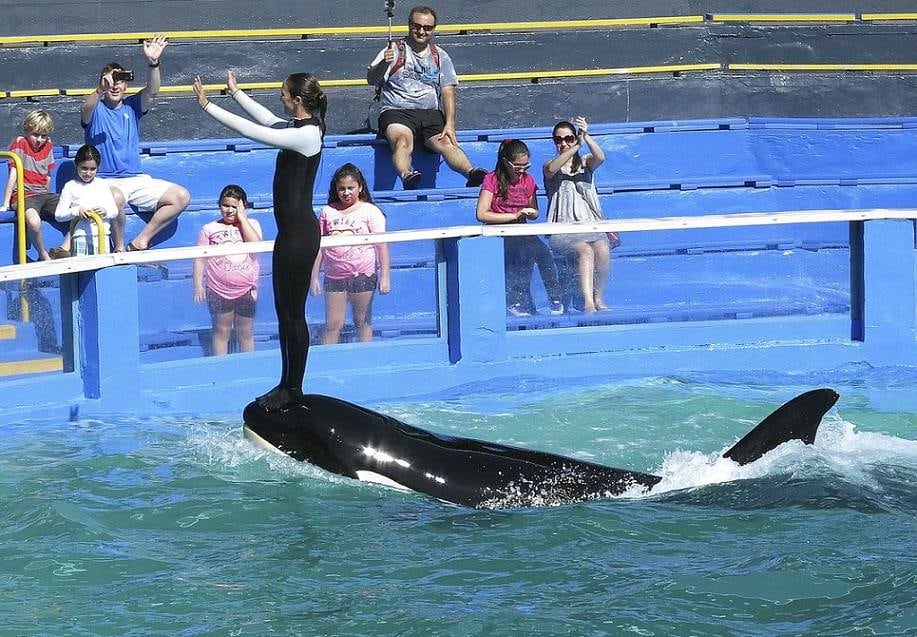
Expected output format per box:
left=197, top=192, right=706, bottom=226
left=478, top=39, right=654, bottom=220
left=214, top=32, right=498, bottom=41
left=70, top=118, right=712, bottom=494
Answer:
left=0, top=151, right=30, bottom=322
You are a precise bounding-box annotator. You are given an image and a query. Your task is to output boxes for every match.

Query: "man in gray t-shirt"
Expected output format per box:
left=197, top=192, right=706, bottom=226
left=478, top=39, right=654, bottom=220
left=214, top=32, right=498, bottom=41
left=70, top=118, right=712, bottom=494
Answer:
left=367, top=5, right=486, bottom=190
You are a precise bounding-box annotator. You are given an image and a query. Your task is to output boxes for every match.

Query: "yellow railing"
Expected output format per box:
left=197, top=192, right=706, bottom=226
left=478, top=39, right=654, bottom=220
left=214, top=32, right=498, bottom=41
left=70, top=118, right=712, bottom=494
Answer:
left=4, top=58, right=917, bottom=101
left=2, top=13, right=916, bottom=98
left=0, top=151, right=29, bottom=321
left=4, top=12, right=915, bottom=50
left=13, top=63, right=723, bottom=100
left=74, top=211, right=109, bottom=255
left=0, top=154, right=105, bottom=328
left=0, top=152, right=27, bottom=265
left=7, top=12, right=917, bottom=48
left=0, top=16, right=704, bottom=46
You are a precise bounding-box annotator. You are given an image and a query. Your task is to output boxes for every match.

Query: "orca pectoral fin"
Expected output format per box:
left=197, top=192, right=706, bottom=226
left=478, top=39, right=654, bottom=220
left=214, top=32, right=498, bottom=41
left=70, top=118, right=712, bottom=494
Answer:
left=722, top=388, right=839, bottom=466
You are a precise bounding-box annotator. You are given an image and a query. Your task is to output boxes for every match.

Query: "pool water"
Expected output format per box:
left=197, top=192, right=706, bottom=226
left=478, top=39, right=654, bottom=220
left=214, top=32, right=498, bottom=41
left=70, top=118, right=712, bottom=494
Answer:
left=1, top=371, right=915, bottom=635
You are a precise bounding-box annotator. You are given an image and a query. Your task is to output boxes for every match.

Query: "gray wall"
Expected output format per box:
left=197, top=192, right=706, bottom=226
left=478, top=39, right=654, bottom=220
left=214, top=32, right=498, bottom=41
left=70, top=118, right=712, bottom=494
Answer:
left=1, top=2, right=916, bottom=144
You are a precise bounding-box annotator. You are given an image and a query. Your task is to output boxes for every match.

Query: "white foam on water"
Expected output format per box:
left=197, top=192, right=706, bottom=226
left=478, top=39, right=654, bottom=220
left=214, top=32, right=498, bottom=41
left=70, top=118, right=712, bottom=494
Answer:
left=184, top=422, right=351, bottom=484
left=644, top=414, right=917, bottom=497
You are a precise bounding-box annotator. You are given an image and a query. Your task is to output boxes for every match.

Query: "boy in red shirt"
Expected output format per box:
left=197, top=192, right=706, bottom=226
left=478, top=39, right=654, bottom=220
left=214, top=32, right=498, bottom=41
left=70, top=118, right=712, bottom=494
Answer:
left=1, top=110, right=70, bottom=260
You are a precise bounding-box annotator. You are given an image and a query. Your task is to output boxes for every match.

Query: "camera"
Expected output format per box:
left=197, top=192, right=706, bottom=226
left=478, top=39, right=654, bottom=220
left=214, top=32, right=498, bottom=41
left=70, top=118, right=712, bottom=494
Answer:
left=112, top=70, right=134, bottom=83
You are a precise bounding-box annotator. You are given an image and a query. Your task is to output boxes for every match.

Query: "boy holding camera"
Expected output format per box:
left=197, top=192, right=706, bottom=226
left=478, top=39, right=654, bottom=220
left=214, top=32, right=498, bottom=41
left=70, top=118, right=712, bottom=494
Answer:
left=81, top=34, right=190, bottom=252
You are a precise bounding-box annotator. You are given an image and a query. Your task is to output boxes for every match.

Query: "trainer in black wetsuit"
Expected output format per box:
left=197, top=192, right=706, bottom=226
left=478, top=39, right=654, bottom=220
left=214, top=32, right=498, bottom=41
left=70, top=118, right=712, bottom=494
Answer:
left=194, top=72, right=326, bottom=411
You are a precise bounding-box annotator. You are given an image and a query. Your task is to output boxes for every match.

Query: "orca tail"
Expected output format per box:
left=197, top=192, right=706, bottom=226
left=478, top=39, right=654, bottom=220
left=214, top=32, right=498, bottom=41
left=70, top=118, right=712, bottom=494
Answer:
left=722, top=388, right=839, bottom=466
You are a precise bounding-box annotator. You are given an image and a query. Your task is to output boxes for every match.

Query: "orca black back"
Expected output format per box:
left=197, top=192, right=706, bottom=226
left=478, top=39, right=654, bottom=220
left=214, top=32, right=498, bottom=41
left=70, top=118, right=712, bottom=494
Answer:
left=243, top=389, right=839, bottom=508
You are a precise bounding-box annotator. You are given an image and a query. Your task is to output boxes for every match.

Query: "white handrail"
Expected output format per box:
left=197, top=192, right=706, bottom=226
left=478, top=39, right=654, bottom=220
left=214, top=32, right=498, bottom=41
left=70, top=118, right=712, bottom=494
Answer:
left=0, top=208, right=914, bottom=283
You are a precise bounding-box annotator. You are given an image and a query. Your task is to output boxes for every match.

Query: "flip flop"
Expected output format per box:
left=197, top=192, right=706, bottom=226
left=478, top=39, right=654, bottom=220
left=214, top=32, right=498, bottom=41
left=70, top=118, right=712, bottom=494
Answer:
left=465, top=167, right=488, bottom=188
left=126, top=241, right=147, bottom=252
left=402, top=170, right=422, bottom=190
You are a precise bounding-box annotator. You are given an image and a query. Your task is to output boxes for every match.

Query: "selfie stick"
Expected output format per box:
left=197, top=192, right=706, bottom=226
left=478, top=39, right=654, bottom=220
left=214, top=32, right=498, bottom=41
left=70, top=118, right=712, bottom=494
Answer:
left=385, top=0, right=395, bottom=45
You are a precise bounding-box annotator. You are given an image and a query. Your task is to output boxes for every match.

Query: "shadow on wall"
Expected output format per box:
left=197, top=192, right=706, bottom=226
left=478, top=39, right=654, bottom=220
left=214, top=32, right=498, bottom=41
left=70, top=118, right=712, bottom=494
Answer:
left=372, top=145, right=443, bottom=191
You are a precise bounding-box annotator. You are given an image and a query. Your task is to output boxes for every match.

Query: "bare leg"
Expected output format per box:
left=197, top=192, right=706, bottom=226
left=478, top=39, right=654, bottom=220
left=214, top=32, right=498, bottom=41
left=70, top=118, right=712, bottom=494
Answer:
left=110, top=187, right=126, bottom=252
left=349, top=290, right=375, bottom=342
left=424, top=134, right=473, bottom=178
left=322, top=290, right=347, bottom=345
left=210, top=309, right=234, bottom=356
left=235, top=313, right=255, bottom=353
left=574, top=241, right=596, bottom=313
left=592, top=238, right=611, bottom=311
left=130, top=184, right=190, bottom=250
left=24, top=208, right=49, bottom=261
left=384, top=124, right=416, bottom=180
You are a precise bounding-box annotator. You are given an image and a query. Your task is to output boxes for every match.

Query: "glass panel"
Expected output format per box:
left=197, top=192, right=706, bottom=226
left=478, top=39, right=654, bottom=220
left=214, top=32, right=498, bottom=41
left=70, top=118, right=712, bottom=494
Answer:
left=0, top=275, right=67, bottom=378
left=137, top=252, right=272, bottom=363
left=312, top=239, right=440, bottom=345
left=507, top=223, right=850, bottom=330
left=608, top=227, right=850, bottom=324
left=136, top=239, right=441, bottom=364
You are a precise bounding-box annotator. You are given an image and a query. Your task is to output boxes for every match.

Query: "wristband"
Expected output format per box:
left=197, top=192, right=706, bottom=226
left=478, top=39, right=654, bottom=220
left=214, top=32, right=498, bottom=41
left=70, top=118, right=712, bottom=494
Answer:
left=148, top=61, right=160, bottom=68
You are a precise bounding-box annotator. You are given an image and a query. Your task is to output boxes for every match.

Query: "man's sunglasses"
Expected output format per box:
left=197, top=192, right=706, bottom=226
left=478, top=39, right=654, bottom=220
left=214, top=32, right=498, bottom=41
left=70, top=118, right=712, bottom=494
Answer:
left=553, top=135, right=577, bottom=144
left=410, top=22, right=436, bottom=32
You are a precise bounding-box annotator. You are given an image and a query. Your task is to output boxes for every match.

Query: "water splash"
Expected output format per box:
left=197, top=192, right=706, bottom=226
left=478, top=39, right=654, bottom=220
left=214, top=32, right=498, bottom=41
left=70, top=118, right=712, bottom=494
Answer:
left=642, top=414, right=916, bottom=508
left=477, top=414, right=917, bottom=510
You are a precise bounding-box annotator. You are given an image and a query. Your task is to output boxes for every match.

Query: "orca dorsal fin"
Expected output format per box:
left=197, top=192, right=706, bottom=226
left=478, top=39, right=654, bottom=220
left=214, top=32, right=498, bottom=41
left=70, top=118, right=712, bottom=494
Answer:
left=722, top=389, right=839, bottom=466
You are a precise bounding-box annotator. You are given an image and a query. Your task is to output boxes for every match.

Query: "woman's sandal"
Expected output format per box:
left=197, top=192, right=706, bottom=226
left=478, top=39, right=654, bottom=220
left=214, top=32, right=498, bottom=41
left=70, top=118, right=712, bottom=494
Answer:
left=48, top=247, right=71, bottom=259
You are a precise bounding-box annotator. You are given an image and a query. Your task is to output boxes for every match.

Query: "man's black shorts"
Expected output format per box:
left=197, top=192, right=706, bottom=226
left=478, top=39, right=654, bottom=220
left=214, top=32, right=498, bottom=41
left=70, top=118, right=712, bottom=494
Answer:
left=378, top=109, right=445, bottom=142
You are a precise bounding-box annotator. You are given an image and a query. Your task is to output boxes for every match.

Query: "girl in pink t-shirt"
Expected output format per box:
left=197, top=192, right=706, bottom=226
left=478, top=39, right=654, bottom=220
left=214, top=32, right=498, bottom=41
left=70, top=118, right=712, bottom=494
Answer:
left=475, top=139, right=562, bottom=317
left=310, top=164, right=391, bottom=344
left=193, top=184, right=263, bottom=355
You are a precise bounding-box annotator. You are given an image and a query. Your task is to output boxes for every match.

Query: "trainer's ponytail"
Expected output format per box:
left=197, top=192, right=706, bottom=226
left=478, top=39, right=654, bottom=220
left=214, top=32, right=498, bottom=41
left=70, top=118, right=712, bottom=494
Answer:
left=286, top=73, right=327, bottom=135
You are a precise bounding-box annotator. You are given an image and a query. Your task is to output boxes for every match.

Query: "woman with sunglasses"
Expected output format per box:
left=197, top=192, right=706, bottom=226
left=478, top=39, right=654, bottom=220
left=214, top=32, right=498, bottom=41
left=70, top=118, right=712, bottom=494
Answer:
left=544, top=117, right=614, bottom=314
left=476, top=139, right=563, bottom=317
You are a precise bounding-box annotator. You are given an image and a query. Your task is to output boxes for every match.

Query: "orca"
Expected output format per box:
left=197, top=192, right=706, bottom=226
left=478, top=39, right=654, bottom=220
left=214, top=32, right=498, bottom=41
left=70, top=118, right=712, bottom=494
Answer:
left=242, top=388, right=839, bottom=508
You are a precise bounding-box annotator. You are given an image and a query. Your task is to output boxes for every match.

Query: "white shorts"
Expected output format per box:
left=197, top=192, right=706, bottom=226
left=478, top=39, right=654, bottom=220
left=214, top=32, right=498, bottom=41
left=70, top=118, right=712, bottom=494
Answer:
left=107, top=174, right=174, bottom=212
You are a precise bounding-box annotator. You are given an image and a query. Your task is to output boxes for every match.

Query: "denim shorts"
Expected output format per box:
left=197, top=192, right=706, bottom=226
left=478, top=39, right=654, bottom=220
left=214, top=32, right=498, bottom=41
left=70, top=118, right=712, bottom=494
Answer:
left=206, top=289, right=256, bottom=318
left=324, top=273, right=378, bottom=293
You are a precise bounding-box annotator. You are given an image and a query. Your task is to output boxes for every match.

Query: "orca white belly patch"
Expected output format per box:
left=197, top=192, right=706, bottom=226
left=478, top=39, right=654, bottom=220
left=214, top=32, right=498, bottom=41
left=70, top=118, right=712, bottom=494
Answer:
left=355, top=470, right=410, bottom=491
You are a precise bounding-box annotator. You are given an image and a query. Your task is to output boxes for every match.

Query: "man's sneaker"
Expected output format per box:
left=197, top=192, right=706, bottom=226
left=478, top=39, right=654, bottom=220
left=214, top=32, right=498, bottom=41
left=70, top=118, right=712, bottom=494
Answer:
left=507, top=304, right=531, bottom=317
left=550, top=300, right=565, bottom=315
left=465, top=167, right=487, bottom=188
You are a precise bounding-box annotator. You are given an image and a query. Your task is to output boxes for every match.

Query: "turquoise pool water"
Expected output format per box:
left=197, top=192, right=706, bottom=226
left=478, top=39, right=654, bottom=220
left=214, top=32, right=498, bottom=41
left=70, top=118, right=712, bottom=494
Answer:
left=1, top=370, right=914, bottom=635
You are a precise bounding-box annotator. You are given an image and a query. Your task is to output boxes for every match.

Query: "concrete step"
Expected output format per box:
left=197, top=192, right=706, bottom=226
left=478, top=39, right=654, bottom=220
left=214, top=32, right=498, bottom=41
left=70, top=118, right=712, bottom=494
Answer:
left=0, top=353, right=63, bottom=378
left=0, top=320, right=40, bottom=356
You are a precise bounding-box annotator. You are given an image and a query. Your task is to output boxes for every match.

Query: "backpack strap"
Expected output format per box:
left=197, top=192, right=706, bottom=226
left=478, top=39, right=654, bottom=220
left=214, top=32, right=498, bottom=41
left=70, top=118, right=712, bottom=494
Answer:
left=374, top=41, right=441, bottom=101
left=387, top=40, right=408, bottom=81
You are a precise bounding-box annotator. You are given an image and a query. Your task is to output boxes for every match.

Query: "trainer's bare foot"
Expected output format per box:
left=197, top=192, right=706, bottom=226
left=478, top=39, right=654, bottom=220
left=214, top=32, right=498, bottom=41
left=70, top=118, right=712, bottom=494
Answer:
left=594, top=296, right=609, bottom=312
left=256, top=385, right=304, bottom=412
